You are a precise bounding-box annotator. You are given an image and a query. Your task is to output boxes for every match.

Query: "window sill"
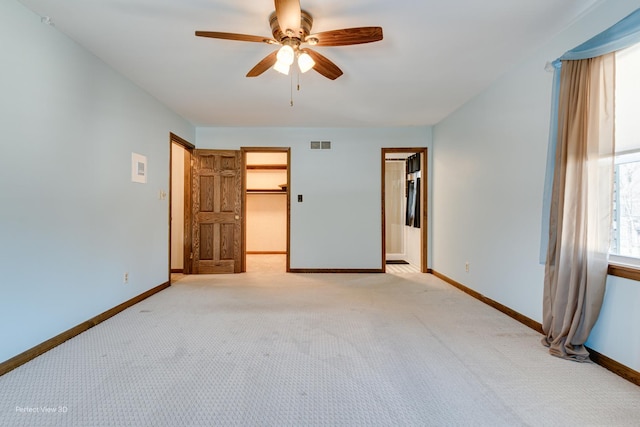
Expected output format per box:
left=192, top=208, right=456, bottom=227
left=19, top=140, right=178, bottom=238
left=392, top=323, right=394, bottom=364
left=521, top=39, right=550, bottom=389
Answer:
left=608, top=261, right=640, bottom=281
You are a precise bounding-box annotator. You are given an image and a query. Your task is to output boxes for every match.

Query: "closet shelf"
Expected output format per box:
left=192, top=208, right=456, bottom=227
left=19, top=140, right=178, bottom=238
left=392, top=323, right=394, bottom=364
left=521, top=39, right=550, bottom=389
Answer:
left=246, top=164, right=287, bottom=170
left=247, top=189, right=287, bottom=194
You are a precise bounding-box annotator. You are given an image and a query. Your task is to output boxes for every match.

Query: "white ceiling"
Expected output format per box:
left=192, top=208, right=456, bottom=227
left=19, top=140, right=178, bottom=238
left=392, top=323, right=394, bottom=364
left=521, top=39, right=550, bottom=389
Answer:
left=18, top=0, right=601, bottom=127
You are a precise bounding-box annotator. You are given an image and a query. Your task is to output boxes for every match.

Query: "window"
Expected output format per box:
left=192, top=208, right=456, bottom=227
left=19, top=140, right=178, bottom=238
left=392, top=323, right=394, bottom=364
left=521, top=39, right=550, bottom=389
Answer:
left=610, top=42, right=640, bottom=269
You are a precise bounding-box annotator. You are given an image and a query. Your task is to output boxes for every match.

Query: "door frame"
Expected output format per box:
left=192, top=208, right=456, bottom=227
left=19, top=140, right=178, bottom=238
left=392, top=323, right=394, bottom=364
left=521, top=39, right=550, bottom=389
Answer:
left=241, top=147, right=291, bottom=273
left=169, top=133, right=195, bottom=281
left=381, top=147, right=428, bottom=273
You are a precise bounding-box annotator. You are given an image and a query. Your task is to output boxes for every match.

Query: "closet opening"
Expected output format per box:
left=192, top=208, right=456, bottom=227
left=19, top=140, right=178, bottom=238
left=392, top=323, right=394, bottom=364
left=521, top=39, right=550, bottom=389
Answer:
left=242, top=147, right=291, bottom=272
left=382, top=148, right=428, bottom=273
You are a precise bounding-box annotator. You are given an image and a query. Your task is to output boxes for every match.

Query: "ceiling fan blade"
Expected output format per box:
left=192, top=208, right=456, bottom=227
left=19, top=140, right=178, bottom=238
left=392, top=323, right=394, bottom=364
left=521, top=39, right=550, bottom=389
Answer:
left=274, top=0, right=301, bottom=35
left=195, top=31, right=275, bottom=44
left=307, top=27, right=383, bottom=47
left=304, top=49, right=343, bottom=80
left=246, top=51, right=279, bottom=77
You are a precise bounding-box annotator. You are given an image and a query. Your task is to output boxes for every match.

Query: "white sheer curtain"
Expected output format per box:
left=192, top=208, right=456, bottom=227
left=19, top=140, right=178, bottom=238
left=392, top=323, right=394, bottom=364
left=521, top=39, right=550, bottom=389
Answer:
left=542, top=54, right=615, bottom=361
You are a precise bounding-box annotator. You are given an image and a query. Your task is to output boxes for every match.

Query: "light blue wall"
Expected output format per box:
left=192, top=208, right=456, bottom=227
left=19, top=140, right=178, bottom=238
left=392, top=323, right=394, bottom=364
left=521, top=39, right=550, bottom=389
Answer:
left=0, top=1, right=194, bottom=363
left=197, top=127, right=432, bottom=269
left=432, top=0, right=640, bottom=372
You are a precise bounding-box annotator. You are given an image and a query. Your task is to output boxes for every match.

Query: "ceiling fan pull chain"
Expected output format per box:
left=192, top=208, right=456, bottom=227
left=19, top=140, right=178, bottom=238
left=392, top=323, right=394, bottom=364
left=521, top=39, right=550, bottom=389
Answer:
left=290, top=71, right=294, bottom=107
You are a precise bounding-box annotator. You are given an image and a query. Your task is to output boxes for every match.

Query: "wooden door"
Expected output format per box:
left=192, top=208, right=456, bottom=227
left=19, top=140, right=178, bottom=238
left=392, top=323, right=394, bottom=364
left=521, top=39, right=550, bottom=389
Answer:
left=191, top=149, right=242, bottom=273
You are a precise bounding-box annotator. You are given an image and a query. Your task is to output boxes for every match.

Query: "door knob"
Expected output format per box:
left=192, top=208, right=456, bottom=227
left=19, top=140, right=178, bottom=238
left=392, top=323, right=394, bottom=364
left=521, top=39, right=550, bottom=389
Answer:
left=235, top=215, right=240, bottom=220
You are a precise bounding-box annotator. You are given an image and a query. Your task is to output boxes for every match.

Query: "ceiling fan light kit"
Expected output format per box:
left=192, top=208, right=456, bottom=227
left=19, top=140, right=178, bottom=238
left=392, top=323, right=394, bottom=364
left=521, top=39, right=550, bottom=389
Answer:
left=297, top=51, right=315, bottom=73
left=195, top=0, right=383, bottom=81
left=276, top=44, right=294, bottom=65
left=274, top=44, right=295, bottom=74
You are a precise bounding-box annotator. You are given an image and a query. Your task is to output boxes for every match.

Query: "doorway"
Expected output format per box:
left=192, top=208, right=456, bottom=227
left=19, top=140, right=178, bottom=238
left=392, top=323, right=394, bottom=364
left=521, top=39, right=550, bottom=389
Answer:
left=173, top=144, right=291, bottom=275
left=381, top=148, right=428, bottom=273
left=242, top=147, right=291, bottom=272
left=169, top=133, right=194, bottom=281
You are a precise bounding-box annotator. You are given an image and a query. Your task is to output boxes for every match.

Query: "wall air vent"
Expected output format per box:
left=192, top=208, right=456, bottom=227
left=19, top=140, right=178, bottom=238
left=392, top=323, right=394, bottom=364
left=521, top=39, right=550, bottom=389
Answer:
left=310, top=141, right=332, bottom=149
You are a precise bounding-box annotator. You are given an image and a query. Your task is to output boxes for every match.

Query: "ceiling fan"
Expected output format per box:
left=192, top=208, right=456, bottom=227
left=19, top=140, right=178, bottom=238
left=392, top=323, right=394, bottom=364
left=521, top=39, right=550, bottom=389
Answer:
left=195, top=0, right=383, bottom=80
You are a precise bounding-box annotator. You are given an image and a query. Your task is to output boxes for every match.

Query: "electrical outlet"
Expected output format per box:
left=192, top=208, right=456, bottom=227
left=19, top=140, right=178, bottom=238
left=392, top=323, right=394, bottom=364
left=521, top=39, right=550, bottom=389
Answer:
left=124, top=272, right=129, bottom=284
left=465, top=262, right=470, bottom=273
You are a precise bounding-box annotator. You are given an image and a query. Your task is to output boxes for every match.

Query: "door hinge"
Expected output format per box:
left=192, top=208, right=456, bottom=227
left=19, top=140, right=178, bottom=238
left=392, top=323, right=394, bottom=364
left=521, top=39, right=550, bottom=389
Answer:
left=189, top=253, right=194, bottom=260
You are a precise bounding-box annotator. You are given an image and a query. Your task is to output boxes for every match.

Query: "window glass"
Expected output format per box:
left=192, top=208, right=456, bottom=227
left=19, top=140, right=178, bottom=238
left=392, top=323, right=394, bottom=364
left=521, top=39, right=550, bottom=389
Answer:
left=611, top=43, right=640, bottom=259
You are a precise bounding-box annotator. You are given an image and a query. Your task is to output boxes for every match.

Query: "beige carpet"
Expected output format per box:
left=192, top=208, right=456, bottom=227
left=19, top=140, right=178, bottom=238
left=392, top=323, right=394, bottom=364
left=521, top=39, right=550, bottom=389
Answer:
left=1, top=271, right=639, bottom=426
